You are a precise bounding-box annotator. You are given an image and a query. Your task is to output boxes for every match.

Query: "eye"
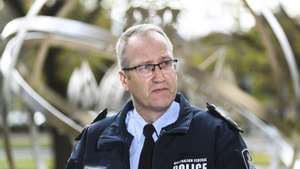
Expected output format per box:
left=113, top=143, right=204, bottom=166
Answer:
left=160, top=60, right=172, bottom=68
left=136, top=64, right=153, bottom=72
left=144, top=64, right=154, bottom=71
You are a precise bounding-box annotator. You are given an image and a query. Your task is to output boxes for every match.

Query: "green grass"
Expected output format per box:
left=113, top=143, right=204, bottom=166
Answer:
left=0, top=152, right=275, bottom=168
left=251, top=151, right=271, bottom=166
left=0, top=158, right=53, bottom=169
left=0, top=133, right=53, bottom=169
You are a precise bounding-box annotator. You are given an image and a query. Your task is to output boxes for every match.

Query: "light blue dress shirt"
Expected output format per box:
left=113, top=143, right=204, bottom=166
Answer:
left=125, top=101, right=180, bottom=169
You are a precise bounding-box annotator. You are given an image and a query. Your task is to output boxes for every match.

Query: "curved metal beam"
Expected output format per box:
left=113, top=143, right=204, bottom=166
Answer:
left=244, top=0, right=300, bottom=102
left=1, top=36, right=83, bottom=136
left=0, top=13, right=117, bottom=136
left=13, top=69, right=83, bottom=136
left=0, top=31, right=114, bottom=76
left=0, top=13, right=118, bottom=137
left=1, top=16, right=116, bottom=45
left=0, top=1, right=48, bottom=169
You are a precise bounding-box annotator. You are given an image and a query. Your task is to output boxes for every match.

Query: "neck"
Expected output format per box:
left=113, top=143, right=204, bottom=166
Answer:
left=134, top=103, right=170, bottom=123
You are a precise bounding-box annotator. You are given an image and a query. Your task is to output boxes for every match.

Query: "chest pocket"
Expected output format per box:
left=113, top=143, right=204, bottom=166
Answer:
left=170, top=153, right=209, bottom=169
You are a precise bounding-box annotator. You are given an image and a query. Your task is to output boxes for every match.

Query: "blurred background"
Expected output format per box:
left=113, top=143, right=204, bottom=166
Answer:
left=0, top=0, right=300, bottom=169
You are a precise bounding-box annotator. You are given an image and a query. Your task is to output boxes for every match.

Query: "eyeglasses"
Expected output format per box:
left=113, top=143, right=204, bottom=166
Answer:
left=122, top=59, right=178, bottom=77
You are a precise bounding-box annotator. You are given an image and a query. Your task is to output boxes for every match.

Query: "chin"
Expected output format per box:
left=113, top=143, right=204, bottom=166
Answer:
left=152, top=99, right=172, bottom=110
left=149, top=90, right=175, bottom=105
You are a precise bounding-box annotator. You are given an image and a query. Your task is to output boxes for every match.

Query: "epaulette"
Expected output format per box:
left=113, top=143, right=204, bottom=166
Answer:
left=74, top=109, right=108, bottom=141
left=206, top=103, right=243, bottom=133
left=74, top=127, right=87, bottom=141
left=91, top=108, right=108, bottom=124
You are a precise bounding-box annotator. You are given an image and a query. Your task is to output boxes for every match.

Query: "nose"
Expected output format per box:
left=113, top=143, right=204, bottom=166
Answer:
left=152, top=66, right=165, bottom=82
left=151, top=64, right=162, bottom=72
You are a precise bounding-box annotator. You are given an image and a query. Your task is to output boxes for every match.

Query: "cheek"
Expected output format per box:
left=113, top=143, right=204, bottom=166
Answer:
left=142, top=80, right=151, bottom=93
left=129, top=79, right=150, bottom=94
left=168, top=73, right=177, bottom=85
left=174, top=73, right=178, bottom=81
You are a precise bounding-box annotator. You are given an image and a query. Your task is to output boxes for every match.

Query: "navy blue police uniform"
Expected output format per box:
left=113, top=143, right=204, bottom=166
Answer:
left=66, top=93, right=255, bottom=169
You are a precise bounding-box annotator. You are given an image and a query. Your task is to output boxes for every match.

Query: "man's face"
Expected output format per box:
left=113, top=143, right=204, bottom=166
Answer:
left=119, top=31, right=177, bottom=113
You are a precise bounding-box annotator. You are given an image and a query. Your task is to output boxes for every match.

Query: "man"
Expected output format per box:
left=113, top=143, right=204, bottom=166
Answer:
left=66, top=24, right=255, bottom=169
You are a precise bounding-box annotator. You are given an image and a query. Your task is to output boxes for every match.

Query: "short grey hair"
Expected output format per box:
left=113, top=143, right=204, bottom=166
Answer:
left=116, top=24, right=173, bottom=68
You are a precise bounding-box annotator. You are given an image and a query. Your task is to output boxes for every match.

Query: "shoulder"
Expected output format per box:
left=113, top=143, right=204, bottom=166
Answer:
left=189, top=103, right=243, bottom=133
left=87, top=114, right=117, bottom=134
left=75, top=110, right=118, bottom=141
left=206, top=103, right=243, bottom=132
left=67, top=110, right=118, bottom=165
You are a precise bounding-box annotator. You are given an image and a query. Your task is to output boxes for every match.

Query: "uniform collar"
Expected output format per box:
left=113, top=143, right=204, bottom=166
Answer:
left=97, top=93, right=194, bottom=150
left=126, top=101, right=180, bottom=143
left=162, top=93, right=194, bottom=134
left=96, top=100, right=134, bottom=150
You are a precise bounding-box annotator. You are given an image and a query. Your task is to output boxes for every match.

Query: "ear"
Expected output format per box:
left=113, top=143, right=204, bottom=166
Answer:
left=119, top=71, right=129, bottom=91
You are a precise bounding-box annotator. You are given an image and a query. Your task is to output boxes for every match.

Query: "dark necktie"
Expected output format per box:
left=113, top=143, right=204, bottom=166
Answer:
left=138, top=124, right=156, bottom=169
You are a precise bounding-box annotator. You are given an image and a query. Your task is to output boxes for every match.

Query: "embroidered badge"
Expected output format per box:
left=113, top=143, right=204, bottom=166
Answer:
left=172, top=158, right=208, bottom=169
left=242, top=149, right=255, bottom=169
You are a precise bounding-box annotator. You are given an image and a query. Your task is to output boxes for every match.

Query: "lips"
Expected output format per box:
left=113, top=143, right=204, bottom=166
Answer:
left=152, top=87, right=168, bottom=93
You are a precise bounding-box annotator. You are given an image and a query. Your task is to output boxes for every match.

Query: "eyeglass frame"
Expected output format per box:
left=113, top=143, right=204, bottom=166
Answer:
left=122, top=59, right=178, bottom=76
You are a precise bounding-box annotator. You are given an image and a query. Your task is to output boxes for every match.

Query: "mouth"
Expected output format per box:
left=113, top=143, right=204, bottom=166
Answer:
left=152, top=87, right=169, bottom=93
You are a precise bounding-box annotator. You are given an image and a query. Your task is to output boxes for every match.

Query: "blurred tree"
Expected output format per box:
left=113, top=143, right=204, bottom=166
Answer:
left=2, top=0, right=300, bottom=168
left=3, top=0, right=26, bottom=16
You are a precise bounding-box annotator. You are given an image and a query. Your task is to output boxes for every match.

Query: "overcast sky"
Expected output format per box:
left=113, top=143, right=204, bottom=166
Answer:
left=108, top=0, right=300, bottom=40
left=177, top=0, right=300, bottom=39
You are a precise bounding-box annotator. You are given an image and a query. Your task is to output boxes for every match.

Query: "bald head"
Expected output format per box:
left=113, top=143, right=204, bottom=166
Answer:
left=115, top=24, right=173, bottom=68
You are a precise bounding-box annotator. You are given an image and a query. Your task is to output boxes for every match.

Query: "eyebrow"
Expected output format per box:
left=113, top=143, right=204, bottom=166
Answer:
left=133, top=56, right=173, bottom=66
left=160, top=56, right=173, bottom=61
left=137, top=60, right=153, bottom=65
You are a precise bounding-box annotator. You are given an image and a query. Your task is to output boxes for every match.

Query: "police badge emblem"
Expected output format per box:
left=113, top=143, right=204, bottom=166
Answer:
left=242, top=149, right=256, bottom=169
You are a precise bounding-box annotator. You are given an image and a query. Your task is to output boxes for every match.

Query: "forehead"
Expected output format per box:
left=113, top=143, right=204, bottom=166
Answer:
left=127, top=31, right=170, bottom=54
left=128, top=31, right=167, bottom=46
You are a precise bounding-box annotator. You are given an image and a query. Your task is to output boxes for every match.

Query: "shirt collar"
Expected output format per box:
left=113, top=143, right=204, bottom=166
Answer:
left=126, top=101, right=180, bottom=143
left=153, top=101, right=180, bottom=137
left=127, top=108, right=147, bottom=143
left=97, top=93, right=195, bottom=150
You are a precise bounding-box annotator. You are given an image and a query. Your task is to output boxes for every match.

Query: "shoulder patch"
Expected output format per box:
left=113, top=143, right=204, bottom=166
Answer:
left=242, top=149, right=256, bottom=169
left=206, top=103, right=243, bottom=132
